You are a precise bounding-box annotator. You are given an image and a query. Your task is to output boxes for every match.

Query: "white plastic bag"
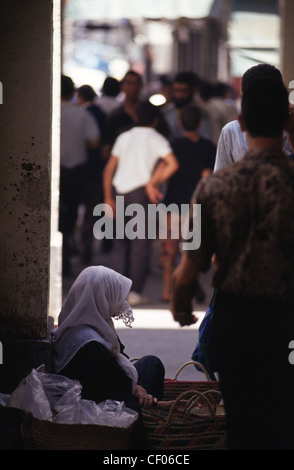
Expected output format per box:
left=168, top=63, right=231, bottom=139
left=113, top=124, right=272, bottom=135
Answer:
left=54, top=398, right=102, bottom=424
left=6, top=368, right=138, bottom=427
left=8, top=369, right=53, bottom=420
left=54, top=399, right=138, bottom=427
left=96, top=400, right=138, bottom=427
left=7, top=369, right=82, bottom=421
left=38, top=371, right=81, bottom=411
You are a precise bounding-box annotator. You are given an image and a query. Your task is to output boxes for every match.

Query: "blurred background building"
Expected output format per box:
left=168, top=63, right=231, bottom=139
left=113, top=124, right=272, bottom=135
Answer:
left=62, top=0, right=282, bottom=96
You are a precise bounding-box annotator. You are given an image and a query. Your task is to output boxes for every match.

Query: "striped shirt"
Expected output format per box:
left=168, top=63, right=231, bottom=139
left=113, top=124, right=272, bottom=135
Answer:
left=214, top=120, right=291, bottom=172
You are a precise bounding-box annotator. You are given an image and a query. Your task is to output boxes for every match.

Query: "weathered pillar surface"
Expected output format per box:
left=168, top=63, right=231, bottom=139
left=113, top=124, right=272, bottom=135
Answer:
left=0, top=0, right=56, bottom=391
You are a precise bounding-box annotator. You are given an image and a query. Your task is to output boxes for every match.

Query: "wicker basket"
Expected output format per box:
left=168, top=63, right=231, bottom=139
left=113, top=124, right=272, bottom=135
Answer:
left=0, top=405, right=26, bottom=450
left=163, top=361, right=221, bottom=401
left=142, top=389, right=226, bottom=450
left=25, top=414, right=138, bottom=450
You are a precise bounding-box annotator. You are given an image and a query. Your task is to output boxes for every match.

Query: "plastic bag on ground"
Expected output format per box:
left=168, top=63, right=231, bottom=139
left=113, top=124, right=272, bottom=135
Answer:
left=5, top=368, right=138, bottom=427
left=7, top=369, right=81, bottom=421
left=54, top=399, right=138, bottom=427
left=38, top=371, right=81, bottom=411
left=8, top=369, right=53, bottom=420
left=96, top=400, right=138, bottom=427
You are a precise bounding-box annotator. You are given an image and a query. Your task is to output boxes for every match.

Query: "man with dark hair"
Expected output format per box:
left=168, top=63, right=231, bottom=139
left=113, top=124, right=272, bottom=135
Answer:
left=103, top=70, right=143, bottom=150
left=171, top=71, right=200, bottom=109
left=96, top=76, right=121, bottom=115
left=199, top=81, right=238, bottom=145
left=171, top=77, right=294, bottom=449
left=99, top=71, right=144, bottom=253
left=136, top=100, right=161, bottom=126
left=103, top=101, right=179, bottom=306
left=214, top=64, right=291, bottom=171
left=241, top=63, right=282, bottom=92
left=162, top=70, right=213, bottom=142
left=102, top=76, right=120, bottom=97
left=77, top=84, right=106, bottom=135
left=179, top=104, right=202, bottom=131
left=76, top=85, right=106, bottom=264
left=61, top=75, right=75, bottom=99
left=240, top=78, right=288, bottom=137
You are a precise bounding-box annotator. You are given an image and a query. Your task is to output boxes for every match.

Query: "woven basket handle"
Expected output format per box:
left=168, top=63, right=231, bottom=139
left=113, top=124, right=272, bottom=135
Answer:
left=184, top=389, right=222, bottom=417
left=164, top=389, right=216, bottom=427
left=202, top=389, right=222, bottom=405
left=173, top=361, right=211, bottom=381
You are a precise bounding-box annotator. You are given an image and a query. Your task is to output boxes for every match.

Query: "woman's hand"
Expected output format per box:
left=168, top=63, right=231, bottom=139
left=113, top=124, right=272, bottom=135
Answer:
left=135, top=385, right=158, bottom=408
left=157, top=400, right=173, bottom=409
left=135, top=386, right=174, bottom=409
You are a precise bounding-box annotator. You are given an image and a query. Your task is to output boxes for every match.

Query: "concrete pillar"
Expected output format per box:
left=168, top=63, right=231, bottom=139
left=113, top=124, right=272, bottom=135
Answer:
left=279, top=0, right=294, bottom=92
left=49, top=1, right=63, bottom=326
left=0, top=0, right=60, bottom=391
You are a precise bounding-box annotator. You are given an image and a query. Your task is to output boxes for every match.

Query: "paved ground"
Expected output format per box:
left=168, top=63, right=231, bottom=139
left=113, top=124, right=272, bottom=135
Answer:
left=61, top=238, right=215, bottom=381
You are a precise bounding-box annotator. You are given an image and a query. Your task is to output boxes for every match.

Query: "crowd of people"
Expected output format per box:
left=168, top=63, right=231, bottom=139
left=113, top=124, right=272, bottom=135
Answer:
left=60, top=69, right=237, bottom=305
left=57, top=62, right=294, bottom=450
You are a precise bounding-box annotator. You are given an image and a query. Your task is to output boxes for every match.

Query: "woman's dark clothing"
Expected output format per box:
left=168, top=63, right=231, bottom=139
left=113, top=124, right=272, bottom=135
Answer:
left=59, top=341, right=165, bottom=412
left=213, top=291, right=294, bottom=450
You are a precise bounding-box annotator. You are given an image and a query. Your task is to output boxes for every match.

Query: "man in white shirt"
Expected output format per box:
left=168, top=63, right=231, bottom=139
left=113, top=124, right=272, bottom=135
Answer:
left=103, top=101, right=178, bottom=305
left=60, top=75, right=100, bottom=275
left=213, top=119, right=248, bottom=171
left=214, top=64, right=291, bottom=172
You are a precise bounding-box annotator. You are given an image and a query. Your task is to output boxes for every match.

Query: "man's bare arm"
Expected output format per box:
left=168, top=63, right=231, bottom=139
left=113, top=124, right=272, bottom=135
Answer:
left=171, top=253, right=199, bottom=326
left=103, top=155, right=118, bottom=214
left=145, top=153, right=179, bottom=203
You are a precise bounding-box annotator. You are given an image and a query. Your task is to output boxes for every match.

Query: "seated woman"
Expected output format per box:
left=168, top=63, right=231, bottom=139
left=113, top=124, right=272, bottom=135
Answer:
left=51, top=265, right=167, bottom=412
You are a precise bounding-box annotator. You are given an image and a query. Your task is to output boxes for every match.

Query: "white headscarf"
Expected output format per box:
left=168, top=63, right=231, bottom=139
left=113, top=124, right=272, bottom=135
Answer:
left=52, top=266, right=138, bottom=390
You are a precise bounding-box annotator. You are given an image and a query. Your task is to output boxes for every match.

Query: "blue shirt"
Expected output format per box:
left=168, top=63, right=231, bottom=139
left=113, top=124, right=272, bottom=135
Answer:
left=52, top=325, right=112, bottom=373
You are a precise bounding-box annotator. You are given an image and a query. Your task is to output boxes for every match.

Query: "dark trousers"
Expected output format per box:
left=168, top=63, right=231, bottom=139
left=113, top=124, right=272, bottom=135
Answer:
left=59, top=165, right=87, bottom=273
left=213, top=291, right=294, bottom=450
left=59, top=341, right=165, bottom=412
left=110, top=187, right=151, bottom=293
left=81, top=172, right=103, bottom=263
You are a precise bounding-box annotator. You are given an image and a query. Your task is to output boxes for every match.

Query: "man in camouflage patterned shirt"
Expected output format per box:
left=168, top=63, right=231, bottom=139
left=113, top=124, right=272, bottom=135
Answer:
left=171, top=77, right=294, bottom=449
